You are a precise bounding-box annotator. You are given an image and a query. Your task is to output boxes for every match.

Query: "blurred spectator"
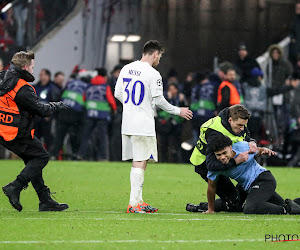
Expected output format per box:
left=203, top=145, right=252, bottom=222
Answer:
left=77, top=68, right=116, bottom=161
left=35, top=0, right=45, bottom=36
left=108, top=64, right=122, bottom=93
left=4, top=7, right=17, bottom=41
left=108, top=64, right=123, bottom=161
left=217, top=61, right=232, bottom=82
left=34, top=68, right=54, bottom=149
left=235, top=43, right=260, bottom=83
left=156, top=83, right=187, bottom=163
left=266, top=44, right=293, bottom=136
left=293, top=55, right=300, bottom=78
left=182, top=72, right=195, bottom=104
left=190, top=71, right=217, bottom=143
left=0, top=18, right=4, bottom=37
left=49, top=71, right=65, bottom=151
left=287, top=76, right=300, bottom=166
left=217, top=61, right=244, bottom=103
left=50, top=71, right=90, bottom=160
left=289, top=1, right=300, bottom=65
left=217, top=68, right=241, bottom=112
left=0, top=58, right=3, bottom=71
left=164, top=68, right=182, bottom=93
left=40, top=0, right=62, bottom=28
left=14, top=2, right=28, bottom=46
left=243, top=68, right=266, bottom=142
left=51, top=71, right=64, bottom=102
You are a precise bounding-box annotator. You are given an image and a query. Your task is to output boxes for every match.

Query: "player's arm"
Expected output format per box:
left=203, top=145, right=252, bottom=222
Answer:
left=153, top=95, right=192, bottom=120
left=151, top=72, right=193, bottom=120
left=114, top=72, right=123, bottom=103
left=256, top=147, right=277, bottom=156
left=203, top=179, right=217, bottom=214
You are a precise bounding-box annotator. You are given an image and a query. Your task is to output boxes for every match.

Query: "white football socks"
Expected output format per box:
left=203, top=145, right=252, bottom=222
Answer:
left=129, top=167, right=145, bottom=207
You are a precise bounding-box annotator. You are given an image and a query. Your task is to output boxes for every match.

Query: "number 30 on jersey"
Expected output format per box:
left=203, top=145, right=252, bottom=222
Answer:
left=123, top=78, right=145, bottom=106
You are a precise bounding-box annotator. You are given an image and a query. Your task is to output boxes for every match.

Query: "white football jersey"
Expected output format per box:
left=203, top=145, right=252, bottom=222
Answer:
left=115, top=61, right=163, bottom=136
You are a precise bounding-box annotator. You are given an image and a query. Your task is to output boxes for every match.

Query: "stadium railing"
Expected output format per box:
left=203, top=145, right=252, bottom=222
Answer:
left=0, top=0, right=78, bottom=66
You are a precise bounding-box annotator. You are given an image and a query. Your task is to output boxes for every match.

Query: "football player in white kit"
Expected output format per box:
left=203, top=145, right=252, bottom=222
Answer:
left=114, top=40, right=193, bottom=213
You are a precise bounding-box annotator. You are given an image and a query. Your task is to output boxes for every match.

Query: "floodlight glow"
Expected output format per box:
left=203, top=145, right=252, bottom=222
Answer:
left=126, top=35, right=141, bottom=42
left=110, top=35, right=126, bottom=42
left=1, top=3, right=12, bottom=13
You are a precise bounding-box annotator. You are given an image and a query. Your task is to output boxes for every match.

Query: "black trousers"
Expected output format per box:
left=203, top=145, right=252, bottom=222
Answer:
left=50, top=119, right=82, bottom=158
left=195, top=163, right=247, bottom=211
left=34, top=117, right=53, bottom=150
left=243, top=171, right=285, bottom=214
left=0, top=136, right=49, bottom=193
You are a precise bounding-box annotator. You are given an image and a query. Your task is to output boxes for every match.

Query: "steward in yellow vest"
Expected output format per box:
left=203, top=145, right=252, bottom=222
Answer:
left=187, top=104, right=256, bottom=213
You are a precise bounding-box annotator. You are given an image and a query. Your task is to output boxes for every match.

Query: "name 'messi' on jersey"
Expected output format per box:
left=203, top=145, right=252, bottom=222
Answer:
left=129, top=69, right=141, bottom=76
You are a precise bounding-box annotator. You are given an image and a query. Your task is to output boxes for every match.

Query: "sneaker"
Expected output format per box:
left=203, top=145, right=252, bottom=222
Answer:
left=2, top=182, right=24, bottom=212
left=139, top=202, right=158, bottom=213
left=126, top=205, right=146, bottom=213
left=284, top=199, right=300, bottom=215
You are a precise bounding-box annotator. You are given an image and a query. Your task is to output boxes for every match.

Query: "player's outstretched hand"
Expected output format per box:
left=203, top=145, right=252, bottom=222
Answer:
left=234, top=150, right=249, bottom=164
left=179, top=107, right=193, bottom=120
left=260, top=147, right=277, bottom=156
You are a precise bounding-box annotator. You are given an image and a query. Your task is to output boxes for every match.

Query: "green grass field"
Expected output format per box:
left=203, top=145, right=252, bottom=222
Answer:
left=0, top=160, right=299, bottom=249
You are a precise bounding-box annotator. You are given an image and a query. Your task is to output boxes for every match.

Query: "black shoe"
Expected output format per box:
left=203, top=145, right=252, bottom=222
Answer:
left=39, top=200, right=69, bottom=212
left=2, top=183, right=23, bottom=212
left=38, top=188, right=69, bottom=212
left=293, top=198, right=300, bottom=206
left=186, top=203, right=206, bottom=213
left=284, top=199, right=300, bottom=215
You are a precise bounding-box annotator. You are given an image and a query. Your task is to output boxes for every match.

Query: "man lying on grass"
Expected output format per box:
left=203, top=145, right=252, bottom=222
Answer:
left=203, top=134, right=300, bottom=215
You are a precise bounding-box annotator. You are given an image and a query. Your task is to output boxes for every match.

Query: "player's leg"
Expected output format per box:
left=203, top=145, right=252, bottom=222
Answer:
left=129, top=160, right=146, bottom=207
left=127, top=135, right=158, bottom=213
left=243, top=171, right=286, bottom=214
left=122, top=135, right=144, bottom=213
left=267, top=192, right=285, bottom=205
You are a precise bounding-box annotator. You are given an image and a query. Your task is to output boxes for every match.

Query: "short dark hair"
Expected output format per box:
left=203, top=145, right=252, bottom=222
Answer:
left=229, top=104, right=251, bottom=120
left=209, top=134, right=232, bottom=153
left=95, top=68, right=107, bottom=77
left=41, top=68, right=51, bottom=78
left=218, top=61, right=232, bottom=74
left=11, top=51, right=34, bottom=69
left=143, top=40, right=164, bottom=55
left=54, top=71, right=64, bottom=78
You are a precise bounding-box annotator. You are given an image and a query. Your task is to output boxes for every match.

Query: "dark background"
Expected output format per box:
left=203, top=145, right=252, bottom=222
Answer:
left=139, top=0, right=294, bottom=79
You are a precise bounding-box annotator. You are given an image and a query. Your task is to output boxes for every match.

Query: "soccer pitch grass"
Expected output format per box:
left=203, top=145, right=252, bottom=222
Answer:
left=0, top=160, right=299, bottom=249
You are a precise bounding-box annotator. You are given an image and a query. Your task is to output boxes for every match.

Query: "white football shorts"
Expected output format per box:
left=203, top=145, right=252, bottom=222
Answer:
left=122, top=135, right=158, bottom=162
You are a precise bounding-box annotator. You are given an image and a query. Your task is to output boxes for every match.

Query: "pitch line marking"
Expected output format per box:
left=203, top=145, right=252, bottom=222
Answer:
left=1, top=217, right=299, bottom=221
left=0, top=239, right=265, bottom=244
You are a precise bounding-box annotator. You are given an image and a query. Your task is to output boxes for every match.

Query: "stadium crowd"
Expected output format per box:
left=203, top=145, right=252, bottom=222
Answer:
left=0, top=2, right=300, bottom=167
left=0, top=0, right=76, bottom=66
